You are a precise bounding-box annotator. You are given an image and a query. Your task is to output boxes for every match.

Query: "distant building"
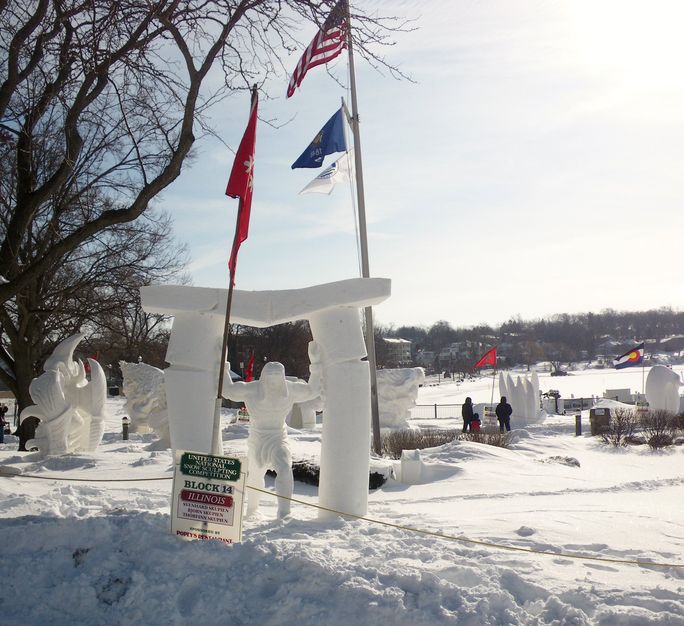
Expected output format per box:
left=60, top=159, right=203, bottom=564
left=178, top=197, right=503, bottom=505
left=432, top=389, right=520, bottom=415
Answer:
left=415, top=350, right=435, bottom=368
left=659, top=335, right=684, bottom=353
left=437, top=340, right=478, bottom=364
left=382, top=338, right=412, bottom=367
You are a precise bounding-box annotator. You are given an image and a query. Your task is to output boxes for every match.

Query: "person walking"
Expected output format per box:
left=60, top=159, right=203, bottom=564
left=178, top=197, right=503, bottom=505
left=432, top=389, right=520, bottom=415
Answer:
left=462, top=397, right=475, bottom=433
left=495, top=396, right=513, bottom=432
left=0, top=403, right=7, bottom=444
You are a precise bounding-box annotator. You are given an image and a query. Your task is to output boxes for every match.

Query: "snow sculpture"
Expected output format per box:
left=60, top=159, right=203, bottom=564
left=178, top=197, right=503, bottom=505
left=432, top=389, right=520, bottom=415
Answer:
left=222, top=342, right=322, bottom=518
left=376, top=367, right=425, bottom=430
left=141, top=277, right=391, bottom=519
left=288, top=395, right=323, bottom=429
left=20, top=333, right=106, bottom=456
left=499, top=371, right=543, bottom=425
left=645, top=365, right=682, bottom=413
left=119, top=361, right=170, bottom=450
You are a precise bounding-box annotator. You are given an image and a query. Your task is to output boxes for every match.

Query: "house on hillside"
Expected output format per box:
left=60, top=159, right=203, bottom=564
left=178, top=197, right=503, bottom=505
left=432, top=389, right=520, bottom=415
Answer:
left=382, top=338, right=412, bottom=367
left=659, top=335, right=684, bottom=354
left=415, top=350, right=435, bottom=369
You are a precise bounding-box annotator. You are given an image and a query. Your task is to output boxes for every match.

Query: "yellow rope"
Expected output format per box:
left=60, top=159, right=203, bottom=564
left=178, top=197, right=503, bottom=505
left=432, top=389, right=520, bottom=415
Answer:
left=2, top=470, right=682, bottom=569
left=247, top=485, right=684, bottom=570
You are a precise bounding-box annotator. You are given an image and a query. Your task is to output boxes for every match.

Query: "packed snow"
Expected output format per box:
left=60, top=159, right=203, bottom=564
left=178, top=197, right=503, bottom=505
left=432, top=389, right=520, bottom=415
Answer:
left=0, top=365, right=683, bottom=625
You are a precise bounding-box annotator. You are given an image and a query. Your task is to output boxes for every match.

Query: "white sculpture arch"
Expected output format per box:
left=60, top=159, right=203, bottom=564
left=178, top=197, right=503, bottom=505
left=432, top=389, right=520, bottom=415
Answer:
left=142, top=277, right=391, bottom=519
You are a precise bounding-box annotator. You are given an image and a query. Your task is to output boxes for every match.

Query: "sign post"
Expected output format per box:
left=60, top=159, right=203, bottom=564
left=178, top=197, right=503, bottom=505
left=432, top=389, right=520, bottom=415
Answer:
left=171, top=451, right=246, bottom=544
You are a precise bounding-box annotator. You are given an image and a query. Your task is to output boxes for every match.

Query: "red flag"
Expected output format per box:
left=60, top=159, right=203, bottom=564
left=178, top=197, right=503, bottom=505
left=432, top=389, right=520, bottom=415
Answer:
left=474, top=347, right=497, bottom=368
left=286, top=0, right=348, bottom=98
left=245, top=354, right=255, bottom=382
left=226, top=89, right=258, bottom=277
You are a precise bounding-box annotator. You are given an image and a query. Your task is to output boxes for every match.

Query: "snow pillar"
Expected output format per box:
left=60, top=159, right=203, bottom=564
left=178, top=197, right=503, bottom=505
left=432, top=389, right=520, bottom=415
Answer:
left=309, top=307, right=371, bottom=519
left=164, top=312, right=224, bottom=455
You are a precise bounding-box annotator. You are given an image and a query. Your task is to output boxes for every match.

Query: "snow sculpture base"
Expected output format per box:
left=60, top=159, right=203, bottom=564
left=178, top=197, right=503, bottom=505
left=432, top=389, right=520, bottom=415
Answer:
left=376, top=367, right=425, bottom=430
left=396, top=449, right=423, bottom=484
left=141, top=278, right=391, bottom=519
left=19, top=333, right=107, bottom=457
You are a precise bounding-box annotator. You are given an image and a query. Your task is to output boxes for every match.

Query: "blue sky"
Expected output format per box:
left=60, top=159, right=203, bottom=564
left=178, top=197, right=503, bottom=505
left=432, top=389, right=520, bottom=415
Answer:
left=160, top=0, right=684, bottom=329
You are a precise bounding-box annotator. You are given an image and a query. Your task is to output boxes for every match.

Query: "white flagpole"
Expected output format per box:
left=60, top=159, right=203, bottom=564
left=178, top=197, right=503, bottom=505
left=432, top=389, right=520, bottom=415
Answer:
left=345, top=2, right=382, bottom=455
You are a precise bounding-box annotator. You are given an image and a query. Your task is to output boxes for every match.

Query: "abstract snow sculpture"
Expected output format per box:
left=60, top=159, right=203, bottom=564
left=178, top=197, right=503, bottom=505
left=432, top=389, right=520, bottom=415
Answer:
left=531, top=371, right=540, bottom=412
left=499, top=372, right=508, bottom=400
left=20, top=333, right=107, bottom=456
left=376, top=367, right=426, bottom=430
left=222, top=342, right=322, bottom=518
left=645, top=365, right=682, bottom=413
left=497, top=371, right=542, bottom=426
left=522, top=378, right=535, bottom=422
left=141, top=277, right=391, bottom=519
left=119, top=361, right=170, bottom=449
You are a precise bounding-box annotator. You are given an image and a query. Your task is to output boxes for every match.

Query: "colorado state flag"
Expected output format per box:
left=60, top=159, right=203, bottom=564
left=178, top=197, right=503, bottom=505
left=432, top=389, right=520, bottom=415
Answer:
left=613, top=343, right=644, bottom=369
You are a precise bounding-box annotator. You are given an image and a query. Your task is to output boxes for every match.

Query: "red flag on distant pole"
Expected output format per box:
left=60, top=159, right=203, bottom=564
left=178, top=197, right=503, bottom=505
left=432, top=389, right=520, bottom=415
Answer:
left=474, top=347, right=497, bottom=369
left=286, top=0, right=348, bottom=98
left=245, top=354, right=255, bottom=382
left=226, top=87, right=258, bottom=277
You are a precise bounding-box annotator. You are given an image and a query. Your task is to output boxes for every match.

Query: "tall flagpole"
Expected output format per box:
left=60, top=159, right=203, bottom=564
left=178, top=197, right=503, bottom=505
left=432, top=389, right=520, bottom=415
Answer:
left=212, top=85, right=258, bottom=456
left=345, top=2, right=382, bottom=455
left=641, top=341, right=646, bottom=397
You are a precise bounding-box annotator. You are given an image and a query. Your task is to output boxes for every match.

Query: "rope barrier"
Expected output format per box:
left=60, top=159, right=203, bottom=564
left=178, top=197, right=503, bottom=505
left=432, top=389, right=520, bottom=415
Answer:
left=0, top=468, right=172, bottom=482
left=1, top=468, right=682, bottom=569
left=245, top=485, right=684, bottom=570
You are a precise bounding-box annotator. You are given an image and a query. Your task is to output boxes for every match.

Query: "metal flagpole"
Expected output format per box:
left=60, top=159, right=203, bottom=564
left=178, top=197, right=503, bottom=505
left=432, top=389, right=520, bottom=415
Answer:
left=211, top=85, right=258, bottom=456
left=490, top=368, right=496, bottom=406
left=641, top=342, right=645, bottom=397
left=211, top=204, right=242, bottom=456
left=345, top=2, right=382, bottom=455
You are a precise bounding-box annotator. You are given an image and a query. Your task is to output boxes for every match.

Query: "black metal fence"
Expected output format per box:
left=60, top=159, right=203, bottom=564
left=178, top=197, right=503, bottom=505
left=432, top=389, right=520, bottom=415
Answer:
left=410, top=404, right=462, bottom=420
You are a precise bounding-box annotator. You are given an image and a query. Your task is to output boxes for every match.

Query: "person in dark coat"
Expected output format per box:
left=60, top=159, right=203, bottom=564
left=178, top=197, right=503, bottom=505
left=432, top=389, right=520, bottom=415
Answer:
left=0, top=404, right=6, bottom=444
left=495, top=396, right=513, bottom=432
left=462, top=397, right=475, bottom=433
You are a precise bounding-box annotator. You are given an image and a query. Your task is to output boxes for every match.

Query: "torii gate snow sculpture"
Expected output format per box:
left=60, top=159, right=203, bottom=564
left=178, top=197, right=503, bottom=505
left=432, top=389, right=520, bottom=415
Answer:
left=141, top=277, right=391, bottom=519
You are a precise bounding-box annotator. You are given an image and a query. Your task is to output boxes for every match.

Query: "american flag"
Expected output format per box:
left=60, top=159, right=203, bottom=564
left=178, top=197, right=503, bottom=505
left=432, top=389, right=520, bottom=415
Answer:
left=286, top=0, right=348, bottom=98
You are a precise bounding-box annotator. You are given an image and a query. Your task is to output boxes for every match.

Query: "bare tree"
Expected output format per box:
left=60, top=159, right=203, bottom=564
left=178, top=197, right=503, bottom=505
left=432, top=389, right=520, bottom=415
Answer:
left=0, top=203, right=187, bottom=409
left=0, top=1, right=410, bottom=408
left=600, top=407, right=638, bottom=447
left=0, top=1, right=410, bottom=304
left=640, top=410, right=678, bottom=450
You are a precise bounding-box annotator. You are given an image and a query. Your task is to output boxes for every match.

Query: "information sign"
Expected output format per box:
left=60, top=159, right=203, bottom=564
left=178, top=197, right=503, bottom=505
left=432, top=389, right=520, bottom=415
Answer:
left=171, top=450, right=246, bottom=544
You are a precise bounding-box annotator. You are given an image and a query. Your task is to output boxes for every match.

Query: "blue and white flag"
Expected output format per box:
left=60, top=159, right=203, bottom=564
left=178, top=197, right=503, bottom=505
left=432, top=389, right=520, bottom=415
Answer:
left=291, top=107, right=347, bottom=169
left=613, top=343, right=644, bottom=369
left=299, top=149, right=353, bottom=194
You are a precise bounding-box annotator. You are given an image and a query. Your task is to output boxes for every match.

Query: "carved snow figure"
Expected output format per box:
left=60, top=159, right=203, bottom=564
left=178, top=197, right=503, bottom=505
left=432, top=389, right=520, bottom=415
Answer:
left=645, top=365, right=682, bottom=413
left=376, top=367, right=425, bottom=430
left=222, top=341, right=323, bottom=518
left=119, top=361, right=170, bottom=449
left=20, top=333, right=107, bottom=456
left=499, top=371, right=508, bottom=400
left=288, top=395, right=324, bottom=429
left=497, top=371, right=543, bottom=426
left=531, top=371, right=540, bottom=413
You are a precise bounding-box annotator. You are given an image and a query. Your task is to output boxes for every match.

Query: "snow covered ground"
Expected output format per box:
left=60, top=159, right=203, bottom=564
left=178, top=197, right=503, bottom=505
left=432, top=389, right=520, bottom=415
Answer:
left=0, top=366, right=683, bottom=625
